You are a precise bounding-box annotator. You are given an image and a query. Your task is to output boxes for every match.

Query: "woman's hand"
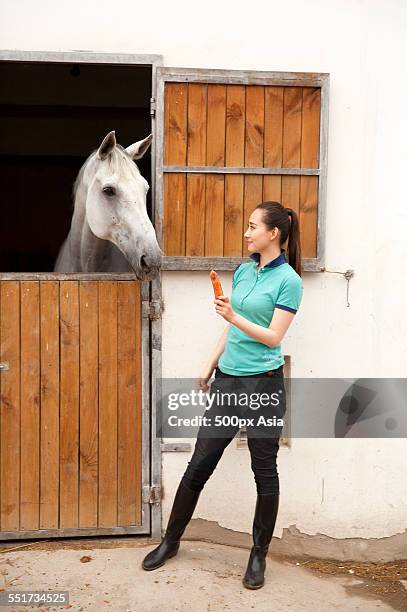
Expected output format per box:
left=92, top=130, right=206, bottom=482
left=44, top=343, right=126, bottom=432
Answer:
left=214, top=296, right=235, bottom=323
left=198, top=366, right=214, bottom=392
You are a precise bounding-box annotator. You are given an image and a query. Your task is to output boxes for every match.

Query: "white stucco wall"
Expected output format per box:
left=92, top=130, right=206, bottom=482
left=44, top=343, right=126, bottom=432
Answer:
left=2, top=0, right=406, bottom=545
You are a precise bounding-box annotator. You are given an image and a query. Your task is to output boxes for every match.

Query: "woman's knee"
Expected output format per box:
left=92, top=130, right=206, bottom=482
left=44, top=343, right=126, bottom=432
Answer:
left=247, top=437, right=281, bottom=494
left=181, top=459, right=220, bottom=491
left=180, top=439, right=229, bottom=491
left=180, top=472, right=206, bottom=492
left=252, top=464, right=280, bottom=494
left=255, top=478, right=280, bottom=495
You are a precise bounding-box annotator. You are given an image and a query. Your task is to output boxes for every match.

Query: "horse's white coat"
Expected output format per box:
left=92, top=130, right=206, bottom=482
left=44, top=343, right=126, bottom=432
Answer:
left=54, top=131, right=162, bottom=279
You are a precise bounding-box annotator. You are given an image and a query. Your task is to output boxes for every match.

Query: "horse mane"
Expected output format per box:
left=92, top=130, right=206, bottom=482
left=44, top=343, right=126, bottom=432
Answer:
left=72, top=150, right=96, bottom=210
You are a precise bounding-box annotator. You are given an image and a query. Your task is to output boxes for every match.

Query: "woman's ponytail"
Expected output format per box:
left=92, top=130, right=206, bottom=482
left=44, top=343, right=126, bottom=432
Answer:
left=285, top=208, right=302, bottom=277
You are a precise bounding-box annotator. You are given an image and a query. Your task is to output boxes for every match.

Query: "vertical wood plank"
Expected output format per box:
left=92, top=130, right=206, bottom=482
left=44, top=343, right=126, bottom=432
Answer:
left=299, top=176, right=319, bottom=257
left=187, top=83, right=207, bottom=166
left=39, top=280, right=59, bottom=529
left=163, top=174, right=186, bottom=256
left=282, top=87, right=303, bottom=167
left=225, top=85, right=246, bottom=167
left=20, top=281, right=40, bottom=531
left=0, top=281, right=20, bottom=531
left=134, top=282, right=142, bottom=525
left=164, top=83, right=188, bottom=165
left=225, top=85, right=245, bottom=256
left=264, top=86, right=284, bottom=167
left=163, top=83, right=188, bottom=256
left=245, top=85, right=265, bottom=167
left=59, top=281, right=79, bottom=528
left=117, top=282, right=142, bottom=526
left=205, top=84, right=226, bottom=256
left=98, top=281, right=118, bottom=527
left=224, top=175, right=244, bottom=256
left=281, top=87, right=303, bottom=216
left=186, top=84, right=207, bottom=256
left=301, top=88, right=320, bottom=169
left=263, top=86, right=284, bottom=202
left=300, top=87, right=321, bottom=257
left=206, top=84, right=226, bottom=167
left=205, top=174, right=225, bottom=256
left=185, top=83, right=207, bottom=256
left=186, top=174, right=206, bottom=256
left=243, top=86, right=264, bottom=252
left=79, top=281, right=99, bottom=528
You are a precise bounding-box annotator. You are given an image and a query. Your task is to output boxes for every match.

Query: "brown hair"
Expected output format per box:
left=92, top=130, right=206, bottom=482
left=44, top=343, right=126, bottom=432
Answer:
left=255, top=201, right=302, bottom=277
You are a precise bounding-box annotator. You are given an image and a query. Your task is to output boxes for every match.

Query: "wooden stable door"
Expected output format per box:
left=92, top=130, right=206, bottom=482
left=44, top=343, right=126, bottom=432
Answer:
left=0, top=279, right=146, bottom=539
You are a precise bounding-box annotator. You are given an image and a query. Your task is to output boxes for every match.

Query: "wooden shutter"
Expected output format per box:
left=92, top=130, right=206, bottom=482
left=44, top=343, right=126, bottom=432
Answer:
left=155, top=68, right=328, bottom=272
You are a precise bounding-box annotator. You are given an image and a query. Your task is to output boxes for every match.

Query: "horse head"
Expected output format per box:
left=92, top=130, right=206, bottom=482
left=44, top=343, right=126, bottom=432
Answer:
left=82, top=130, right=162, bottom=279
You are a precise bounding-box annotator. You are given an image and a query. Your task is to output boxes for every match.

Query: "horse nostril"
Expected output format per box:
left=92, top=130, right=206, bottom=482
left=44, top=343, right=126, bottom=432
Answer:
left=140, top=254, right=149, bottom=269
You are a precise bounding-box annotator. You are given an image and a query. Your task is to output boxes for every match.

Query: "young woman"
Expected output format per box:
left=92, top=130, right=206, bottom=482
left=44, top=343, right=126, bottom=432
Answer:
left=142, top=201, right=303, bottom=589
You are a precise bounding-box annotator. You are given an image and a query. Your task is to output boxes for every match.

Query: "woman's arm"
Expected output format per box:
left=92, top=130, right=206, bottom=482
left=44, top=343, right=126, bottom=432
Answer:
left=230, top=308, right=295, bottom=348
left=203, top=324, right=229, bottom=372
left=214, top=297, right=295, bottom=349
left=198, top=325, right=229, bottom=390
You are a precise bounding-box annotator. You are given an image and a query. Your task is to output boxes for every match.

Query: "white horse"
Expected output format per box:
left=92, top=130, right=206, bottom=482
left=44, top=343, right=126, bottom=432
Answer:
left=54, top=131, right=162, bottom=280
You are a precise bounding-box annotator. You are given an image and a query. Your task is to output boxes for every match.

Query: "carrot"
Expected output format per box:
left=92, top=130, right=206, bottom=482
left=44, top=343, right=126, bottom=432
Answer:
left=209, top=270, right=224, bottom=299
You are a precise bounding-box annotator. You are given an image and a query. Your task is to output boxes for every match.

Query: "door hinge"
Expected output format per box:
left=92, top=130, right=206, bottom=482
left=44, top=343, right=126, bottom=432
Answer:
left=142, top=299, right=164, bottom=321
left=150, top=97, right=156, bottom=118
left=143, top=484, right=161, bottom=504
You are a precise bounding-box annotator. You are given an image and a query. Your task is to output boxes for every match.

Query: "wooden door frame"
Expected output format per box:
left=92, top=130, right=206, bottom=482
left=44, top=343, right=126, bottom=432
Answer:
left=0, top=50, right=164, bottom=540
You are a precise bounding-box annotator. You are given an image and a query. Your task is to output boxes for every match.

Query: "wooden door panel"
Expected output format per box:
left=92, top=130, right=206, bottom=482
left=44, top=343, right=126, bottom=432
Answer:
left=0, top=279, right=144, bottom=538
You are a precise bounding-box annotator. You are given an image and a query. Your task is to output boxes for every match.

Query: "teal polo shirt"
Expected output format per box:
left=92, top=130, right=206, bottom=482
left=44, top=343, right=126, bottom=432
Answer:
left=218, top=249, right=303, bottom=375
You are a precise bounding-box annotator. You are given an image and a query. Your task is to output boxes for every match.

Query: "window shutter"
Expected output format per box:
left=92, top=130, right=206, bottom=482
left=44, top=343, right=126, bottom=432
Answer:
left=156, top=68, right=328, bottom=272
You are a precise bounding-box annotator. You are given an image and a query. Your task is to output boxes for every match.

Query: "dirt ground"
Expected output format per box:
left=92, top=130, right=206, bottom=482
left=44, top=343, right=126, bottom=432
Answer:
left=0, top=537, right=406, bottom=611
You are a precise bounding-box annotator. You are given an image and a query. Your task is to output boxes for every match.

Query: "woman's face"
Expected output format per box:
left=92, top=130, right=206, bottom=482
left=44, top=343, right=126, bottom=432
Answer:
left=244, top=208, right=279, bottom=253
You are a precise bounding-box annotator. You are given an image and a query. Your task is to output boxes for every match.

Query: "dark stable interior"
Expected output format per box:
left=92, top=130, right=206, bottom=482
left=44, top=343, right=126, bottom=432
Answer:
left=0, top=61, right=152, bottom=272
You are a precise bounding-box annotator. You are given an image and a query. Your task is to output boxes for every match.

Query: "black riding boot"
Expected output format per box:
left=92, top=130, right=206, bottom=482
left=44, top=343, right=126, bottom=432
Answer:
left=142, top=481, right=201, bottom=571
left=242, top=493, right=279, bottom=589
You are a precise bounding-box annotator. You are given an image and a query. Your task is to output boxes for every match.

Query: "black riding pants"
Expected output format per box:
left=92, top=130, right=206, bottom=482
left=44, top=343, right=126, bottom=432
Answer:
left=180, top=364, right=286, bottom=495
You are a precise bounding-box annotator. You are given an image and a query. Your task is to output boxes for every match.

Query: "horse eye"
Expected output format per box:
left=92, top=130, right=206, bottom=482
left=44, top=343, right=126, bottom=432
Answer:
left=103, top=185, right=116, bottom=197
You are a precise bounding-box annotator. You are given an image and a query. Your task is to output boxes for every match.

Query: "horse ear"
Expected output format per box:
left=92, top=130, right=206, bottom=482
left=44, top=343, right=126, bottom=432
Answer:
left=98, top=131, right=116, bottom=160
left=126, top=134, right=153, bottom=160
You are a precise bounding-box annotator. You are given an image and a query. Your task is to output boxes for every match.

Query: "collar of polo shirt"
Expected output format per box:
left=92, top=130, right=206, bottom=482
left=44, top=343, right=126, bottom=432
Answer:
left=249, top=249, right=287, bottom=269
